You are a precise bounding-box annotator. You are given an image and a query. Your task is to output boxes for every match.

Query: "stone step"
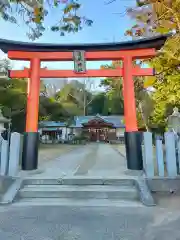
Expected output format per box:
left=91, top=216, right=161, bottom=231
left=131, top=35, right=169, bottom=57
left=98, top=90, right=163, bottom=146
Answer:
left=23, top=177, right=135, bottom=186
left=12, top=198, right=144, bottom=207
left=18, top=185, right=138, bottom=200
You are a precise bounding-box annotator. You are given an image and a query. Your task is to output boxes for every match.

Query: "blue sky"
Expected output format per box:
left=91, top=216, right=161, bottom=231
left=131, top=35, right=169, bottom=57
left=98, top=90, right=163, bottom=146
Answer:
left=0, top=0, right=136, bottom=89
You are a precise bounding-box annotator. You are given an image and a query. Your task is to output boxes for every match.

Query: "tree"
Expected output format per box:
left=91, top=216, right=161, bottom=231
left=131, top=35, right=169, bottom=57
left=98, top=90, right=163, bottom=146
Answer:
left=0, top=77, right=27, bottom=132
left=88, top=92, right=107, bottom=115
left=39, top=95, right=71, bottom=121
left=0, top=59, right=74, bottom=131
left=126, top=0, right=180, bottom=69
left=0, top=78, right=75, bottom=131
left=99, top=61, right=155, bottom=129
left=56, top=79, right=94, bottom=115
left=134, top=77, right=154, bottom=130
left=100, top=61, right=124, bottom=115
left=0, top=0, right=93, bottom=40
left=0, top=59, right=11, bottom=74
left=100, top=78, right=124, bottom=115
left=149, top=68, right=180, bottom=129
left=124, top=0, right=180, bottom=130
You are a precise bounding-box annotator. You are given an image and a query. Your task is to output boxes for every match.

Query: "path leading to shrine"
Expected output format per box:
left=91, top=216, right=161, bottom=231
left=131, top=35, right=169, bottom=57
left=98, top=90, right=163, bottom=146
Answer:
left=1, top=203, right=180, bottom=240
left=5, top=143, right=180, bottom=240
left=38, top=144, right=80, bottom=164
left=24, top=143, right=127, bottom=179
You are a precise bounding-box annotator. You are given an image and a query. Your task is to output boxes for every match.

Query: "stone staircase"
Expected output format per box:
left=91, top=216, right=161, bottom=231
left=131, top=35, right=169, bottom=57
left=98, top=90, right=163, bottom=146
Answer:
left=13, top=177, right=154, bottom=207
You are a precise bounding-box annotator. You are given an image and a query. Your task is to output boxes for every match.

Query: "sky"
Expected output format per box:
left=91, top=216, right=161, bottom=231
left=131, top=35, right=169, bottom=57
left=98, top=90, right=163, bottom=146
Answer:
left=0, top=0, right=136, bottom=90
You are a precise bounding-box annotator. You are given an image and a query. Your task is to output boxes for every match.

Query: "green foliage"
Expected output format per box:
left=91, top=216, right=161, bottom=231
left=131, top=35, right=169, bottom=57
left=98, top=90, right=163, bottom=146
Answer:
left=88, top=92, right=107, bottom=115
left=149, top=69, right=180, bottom=128
left=98, top=61, right=124, bottom=115
left=0, top=77, right=27, bottom=132
left=135, top=79, right=154, bottom=130
left=0, top=77, right=72, bottom=132
left=0, top=60, right=72, bottom=132
left=126, top=0, right=180, bottom=66
left=124, top=0, right=180, bottom=130
left=99, top=61, right=155, bottom=129
left=39, top=96, right=70, bottom=122
left=0, top=0, right=93, bottom=40
left=56, top=80, right=91, bottom=115
left=97, top=62, right=124, bottom=115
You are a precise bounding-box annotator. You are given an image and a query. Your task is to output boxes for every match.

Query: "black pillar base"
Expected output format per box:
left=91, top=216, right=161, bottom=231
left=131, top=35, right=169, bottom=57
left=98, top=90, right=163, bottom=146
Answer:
left=124, top=131, right=143, bottom=170
left=22, top=132, right=39, bottom=171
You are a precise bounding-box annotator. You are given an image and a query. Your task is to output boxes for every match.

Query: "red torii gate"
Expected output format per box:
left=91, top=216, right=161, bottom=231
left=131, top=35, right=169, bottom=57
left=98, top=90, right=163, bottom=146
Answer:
left=0, top=35, right=167, bottom=171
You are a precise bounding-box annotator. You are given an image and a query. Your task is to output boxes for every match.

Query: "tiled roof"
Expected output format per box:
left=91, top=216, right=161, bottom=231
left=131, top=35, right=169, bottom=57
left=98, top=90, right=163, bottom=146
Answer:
left=41, top=127, right=63, bottom=131
left=102, top=116, right=125, bottom=128
left=72, top=115, right=124, bottom=128
left=39, top=121, right=67, bottom=128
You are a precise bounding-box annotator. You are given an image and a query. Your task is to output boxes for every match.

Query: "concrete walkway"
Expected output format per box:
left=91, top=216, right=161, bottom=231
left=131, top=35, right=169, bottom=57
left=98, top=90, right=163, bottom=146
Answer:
left=24, top=143, right=127, bottom=179
left=1, top=204, right=180, bottom=240
left=75, top=144, right=126, bottom=176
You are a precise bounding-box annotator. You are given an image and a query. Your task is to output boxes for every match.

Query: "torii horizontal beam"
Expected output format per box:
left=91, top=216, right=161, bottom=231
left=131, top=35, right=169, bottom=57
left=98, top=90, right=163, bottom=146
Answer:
left=8, top=49, right=156, bottom=61
left=10, top=67, right=154, bottom=78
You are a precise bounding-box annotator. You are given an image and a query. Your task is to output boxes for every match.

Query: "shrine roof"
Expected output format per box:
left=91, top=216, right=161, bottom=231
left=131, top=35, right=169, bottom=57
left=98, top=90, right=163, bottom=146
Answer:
left=0, top=35, right=168, bottom=53
left=39, top=121, right=67, bottom=128
left=71, top=115, right=125, bottom=128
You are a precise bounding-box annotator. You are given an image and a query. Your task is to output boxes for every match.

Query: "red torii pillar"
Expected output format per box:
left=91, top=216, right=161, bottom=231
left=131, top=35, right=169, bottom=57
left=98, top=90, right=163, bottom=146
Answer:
left=8, top=49, right=155, bottom=171
left=122, top=56, right=142, bottom=170
left=123, top=56, right=138, bottom=132
left=22, top=58, right=41, bottom=170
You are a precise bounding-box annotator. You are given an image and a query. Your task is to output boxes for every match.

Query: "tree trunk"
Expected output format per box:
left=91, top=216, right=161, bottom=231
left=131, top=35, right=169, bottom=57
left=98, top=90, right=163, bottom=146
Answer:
left=138, top=102, right=149, bottom=131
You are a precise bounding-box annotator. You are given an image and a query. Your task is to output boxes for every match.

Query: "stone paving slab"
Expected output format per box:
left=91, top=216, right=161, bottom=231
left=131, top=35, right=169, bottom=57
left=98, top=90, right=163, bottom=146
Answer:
left=112, top=144, right=126, bottom=158
left=25, top=143, right=128, bottom=179
left=74, top=143, right=127, bottom=177
left=38, top=144, right=79, bottom=164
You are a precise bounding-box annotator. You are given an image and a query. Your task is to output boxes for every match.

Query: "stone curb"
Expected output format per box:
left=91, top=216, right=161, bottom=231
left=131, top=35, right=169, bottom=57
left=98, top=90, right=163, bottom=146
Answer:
left=112, top=146, right=126, bottom=159
left=135, top=177, right=156, bottom=207
left=0, top=178, right=23, bottom=204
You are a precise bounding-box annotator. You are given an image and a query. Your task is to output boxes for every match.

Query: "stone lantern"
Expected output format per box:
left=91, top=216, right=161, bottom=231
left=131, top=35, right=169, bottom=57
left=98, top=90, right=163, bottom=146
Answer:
left=168, top=107, right=180, bottom=133
left=0, top=61, right=9, bottom=80
left=168, top=107, right=180, bottom=174
left=0, top=109, right=10, bottom=135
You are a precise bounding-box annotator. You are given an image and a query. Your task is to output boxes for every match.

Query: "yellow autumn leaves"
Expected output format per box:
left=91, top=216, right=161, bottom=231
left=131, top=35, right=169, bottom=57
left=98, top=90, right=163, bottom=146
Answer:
left=33, top=7, right=43, bottom=23
left=144, top=76, right=156, bottom=88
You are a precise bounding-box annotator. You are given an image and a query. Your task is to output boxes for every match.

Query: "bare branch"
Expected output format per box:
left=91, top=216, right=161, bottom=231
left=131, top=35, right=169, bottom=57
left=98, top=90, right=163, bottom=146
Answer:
left=104, top=0, right=116, bottom=5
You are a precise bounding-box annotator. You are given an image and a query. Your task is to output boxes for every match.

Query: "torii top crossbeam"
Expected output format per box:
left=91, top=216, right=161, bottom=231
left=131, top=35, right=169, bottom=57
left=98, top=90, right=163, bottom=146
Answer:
left=0, top=34, right=166, bottom=53
left=0, top=35, right=167, bottom=64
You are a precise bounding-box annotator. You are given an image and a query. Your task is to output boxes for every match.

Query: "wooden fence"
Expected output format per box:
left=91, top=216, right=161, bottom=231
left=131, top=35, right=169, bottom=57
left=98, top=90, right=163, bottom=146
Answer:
left=143, top=132, right=180, bottom=178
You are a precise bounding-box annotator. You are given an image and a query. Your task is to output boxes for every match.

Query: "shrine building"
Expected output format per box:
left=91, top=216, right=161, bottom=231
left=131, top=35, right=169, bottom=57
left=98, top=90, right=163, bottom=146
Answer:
left=39, top=115, right=125, bottom=143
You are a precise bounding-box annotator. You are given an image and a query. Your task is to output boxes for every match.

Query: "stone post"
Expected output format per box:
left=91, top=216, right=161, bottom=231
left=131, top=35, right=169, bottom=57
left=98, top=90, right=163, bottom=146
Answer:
left=168, top=107, right=180, bottom=174
left=0, top=139, right=9, bottom=176
left=8, top=132, right=21, bottom=176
